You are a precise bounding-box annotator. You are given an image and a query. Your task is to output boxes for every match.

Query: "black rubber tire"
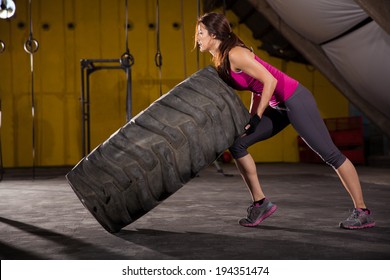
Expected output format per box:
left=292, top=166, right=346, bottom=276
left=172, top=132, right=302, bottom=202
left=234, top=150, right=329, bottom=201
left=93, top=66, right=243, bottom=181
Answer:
left=66, top=66, right=250, bottom=233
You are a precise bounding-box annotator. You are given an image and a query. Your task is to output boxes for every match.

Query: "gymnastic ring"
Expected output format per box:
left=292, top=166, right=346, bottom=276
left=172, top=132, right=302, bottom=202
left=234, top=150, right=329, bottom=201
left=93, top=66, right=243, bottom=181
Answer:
left=24, top=38, right=39, bottom=54
left=0, top=40, right=5, bottom=53
left=120, top=52, right=135, bottom=67
left=154, top=51, right=162, bottom=68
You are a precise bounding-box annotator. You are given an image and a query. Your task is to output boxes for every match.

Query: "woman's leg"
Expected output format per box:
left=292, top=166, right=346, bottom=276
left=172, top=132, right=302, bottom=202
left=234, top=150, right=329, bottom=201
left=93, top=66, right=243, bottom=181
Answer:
left=235, top=152, right=278, bottom=227
left=285, top=84, right=374, bottom=228
left=229, top=107, right=289, bottom=226
left=335, top=158, right=365, bottom=208
left=235, top=154, right=265, bottom=202
left=336, top=157, right=374, bottom=229
left=285, top=86, right=365, bottom=206
left=229, top=107, right=289, bottom=202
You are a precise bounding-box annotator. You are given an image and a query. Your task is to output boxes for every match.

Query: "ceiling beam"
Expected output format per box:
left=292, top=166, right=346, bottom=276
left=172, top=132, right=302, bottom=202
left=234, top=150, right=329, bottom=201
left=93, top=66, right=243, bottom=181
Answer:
left=354, top=0, right=390, bottom=35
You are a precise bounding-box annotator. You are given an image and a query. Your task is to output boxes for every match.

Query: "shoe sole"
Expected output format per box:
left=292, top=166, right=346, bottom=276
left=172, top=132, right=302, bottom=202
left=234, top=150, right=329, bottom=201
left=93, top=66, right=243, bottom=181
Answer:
left=339, top=221, right=376, bottom=230
left=240, top=204, right=278, bottom=227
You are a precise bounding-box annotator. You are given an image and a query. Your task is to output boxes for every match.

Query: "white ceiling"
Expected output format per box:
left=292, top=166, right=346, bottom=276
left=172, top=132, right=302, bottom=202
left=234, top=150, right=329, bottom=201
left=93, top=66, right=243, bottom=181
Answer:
left=266, top=0, right=390, bottom=120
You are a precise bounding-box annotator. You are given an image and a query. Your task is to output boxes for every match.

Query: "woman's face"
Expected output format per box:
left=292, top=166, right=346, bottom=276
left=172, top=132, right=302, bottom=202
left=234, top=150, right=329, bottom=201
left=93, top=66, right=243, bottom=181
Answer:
left=197, top=23, right=215, bottom=53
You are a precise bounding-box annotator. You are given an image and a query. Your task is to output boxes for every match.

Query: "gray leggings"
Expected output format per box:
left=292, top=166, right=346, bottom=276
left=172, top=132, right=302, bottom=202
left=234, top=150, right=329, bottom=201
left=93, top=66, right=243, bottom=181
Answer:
left=229, top=84, right=346, bottom=169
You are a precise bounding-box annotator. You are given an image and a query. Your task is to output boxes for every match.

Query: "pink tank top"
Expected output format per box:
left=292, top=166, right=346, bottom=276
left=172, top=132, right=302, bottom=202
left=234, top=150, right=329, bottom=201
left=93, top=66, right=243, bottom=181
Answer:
left=230, top=55, right=299, bottom=107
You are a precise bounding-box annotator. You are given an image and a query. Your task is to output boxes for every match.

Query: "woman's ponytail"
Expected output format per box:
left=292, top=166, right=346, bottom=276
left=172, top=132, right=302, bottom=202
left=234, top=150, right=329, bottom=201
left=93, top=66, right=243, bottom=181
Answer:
left=196, top=13, right=249, bottom=86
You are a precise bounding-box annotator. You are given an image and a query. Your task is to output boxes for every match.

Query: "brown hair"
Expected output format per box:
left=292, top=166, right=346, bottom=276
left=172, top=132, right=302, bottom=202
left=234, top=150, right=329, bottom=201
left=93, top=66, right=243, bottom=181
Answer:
left=195, top=13, right=249, bottom=86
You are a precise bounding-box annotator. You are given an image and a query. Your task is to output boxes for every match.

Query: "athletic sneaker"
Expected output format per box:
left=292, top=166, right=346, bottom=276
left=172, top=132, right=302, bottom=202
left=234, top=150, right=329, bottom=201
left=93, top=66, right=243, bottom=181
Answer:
left=339, top=208, right=376, bottom=229
left=239, top=198, right=277, bottom=227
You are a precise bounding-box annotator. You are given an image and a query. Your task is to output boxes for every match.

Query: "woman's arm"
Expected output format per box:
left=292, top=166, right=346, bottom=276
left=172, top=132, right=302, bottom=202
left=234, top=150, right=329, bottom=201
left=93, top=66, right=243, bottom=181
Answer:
left=229, top=46, right=277, bottom=118
left=249, top=92, right=261, bottom=116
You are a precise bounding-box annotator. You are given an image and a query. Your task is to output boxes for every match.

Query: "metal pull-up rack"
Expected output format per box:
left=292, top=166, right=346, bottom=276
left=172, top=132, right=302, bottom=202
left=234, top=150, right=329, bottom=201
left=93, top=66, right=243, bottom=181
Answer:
left=80, top=0, right=134, bottom=158
left=80, top=55, right=134, bottom=158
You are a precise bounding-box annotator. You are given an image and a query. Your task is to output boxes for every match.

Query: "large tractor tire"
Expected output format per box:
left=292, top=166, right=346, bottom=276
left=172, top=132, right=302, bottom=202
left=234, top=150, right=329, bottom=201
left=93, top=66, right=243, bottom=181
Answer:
left=66, top=66, right=250, bottom=233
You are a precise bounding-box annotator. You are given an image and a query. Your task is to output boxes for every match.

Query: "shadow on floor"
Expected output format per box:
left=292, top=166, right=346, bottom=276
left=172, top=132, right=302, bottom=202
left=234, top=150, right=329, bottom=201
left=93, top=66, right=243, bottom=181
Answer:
left=0, top=217, right=129, bottom=260
left=116, top=226, right=390, bottom=260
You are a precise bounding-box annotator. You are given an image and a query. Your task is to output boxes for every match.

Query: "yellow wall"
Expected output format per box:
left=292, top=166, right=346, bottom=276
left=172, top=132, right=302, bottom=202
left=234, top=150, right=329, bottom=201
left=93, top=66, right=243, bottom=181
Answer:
left=0, top=0, right=348, bottom=167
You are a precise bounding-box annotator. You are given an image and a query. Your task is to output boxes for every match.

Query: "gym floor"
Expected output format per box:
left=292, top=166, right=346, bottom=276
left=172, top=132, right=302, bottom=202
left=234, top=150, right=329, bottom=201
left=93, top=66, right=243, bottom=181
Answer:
left=1, top=162, right=389, bottom=260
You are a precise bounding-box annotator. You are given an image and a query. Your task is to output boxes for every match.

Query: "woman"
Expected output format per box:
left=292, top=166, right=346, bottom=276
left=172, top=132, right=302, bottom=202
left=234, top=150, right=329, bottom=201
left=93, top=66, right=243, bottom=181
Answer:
left=195, top=12, right=375, bottom=229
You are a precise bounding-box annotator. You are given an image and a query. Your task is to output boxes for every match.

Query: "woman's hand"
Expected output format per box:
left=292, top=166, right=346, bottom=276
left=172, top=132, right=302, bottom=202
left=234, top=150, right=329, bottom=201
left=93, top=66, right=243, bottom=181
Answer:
left=245, top=114, right=261, bottom=135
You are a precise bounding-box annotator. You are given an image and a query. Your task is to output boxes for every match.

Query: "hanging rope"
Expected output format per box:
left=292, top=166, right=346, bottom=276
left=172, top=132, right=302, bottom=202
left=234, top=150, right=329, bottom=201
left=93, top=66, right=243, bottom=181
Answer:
left=0, top=40, right=3, bottom=180
left=0, top=98, right=3, bottom=181
left=180, top=0, right=187, bottom=78
left=154, top=0, right=163, bottom=96
left=222, top=0, right=227, bottom=15
left=120, top=0, right=135, bottom=121
left=23, top=0, right=39, bottom=178
left=196, top=0, right=200, bottom=70
left=0, top=20, right=7, bottom=181
left=120, top=0, right=135, bottom=66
